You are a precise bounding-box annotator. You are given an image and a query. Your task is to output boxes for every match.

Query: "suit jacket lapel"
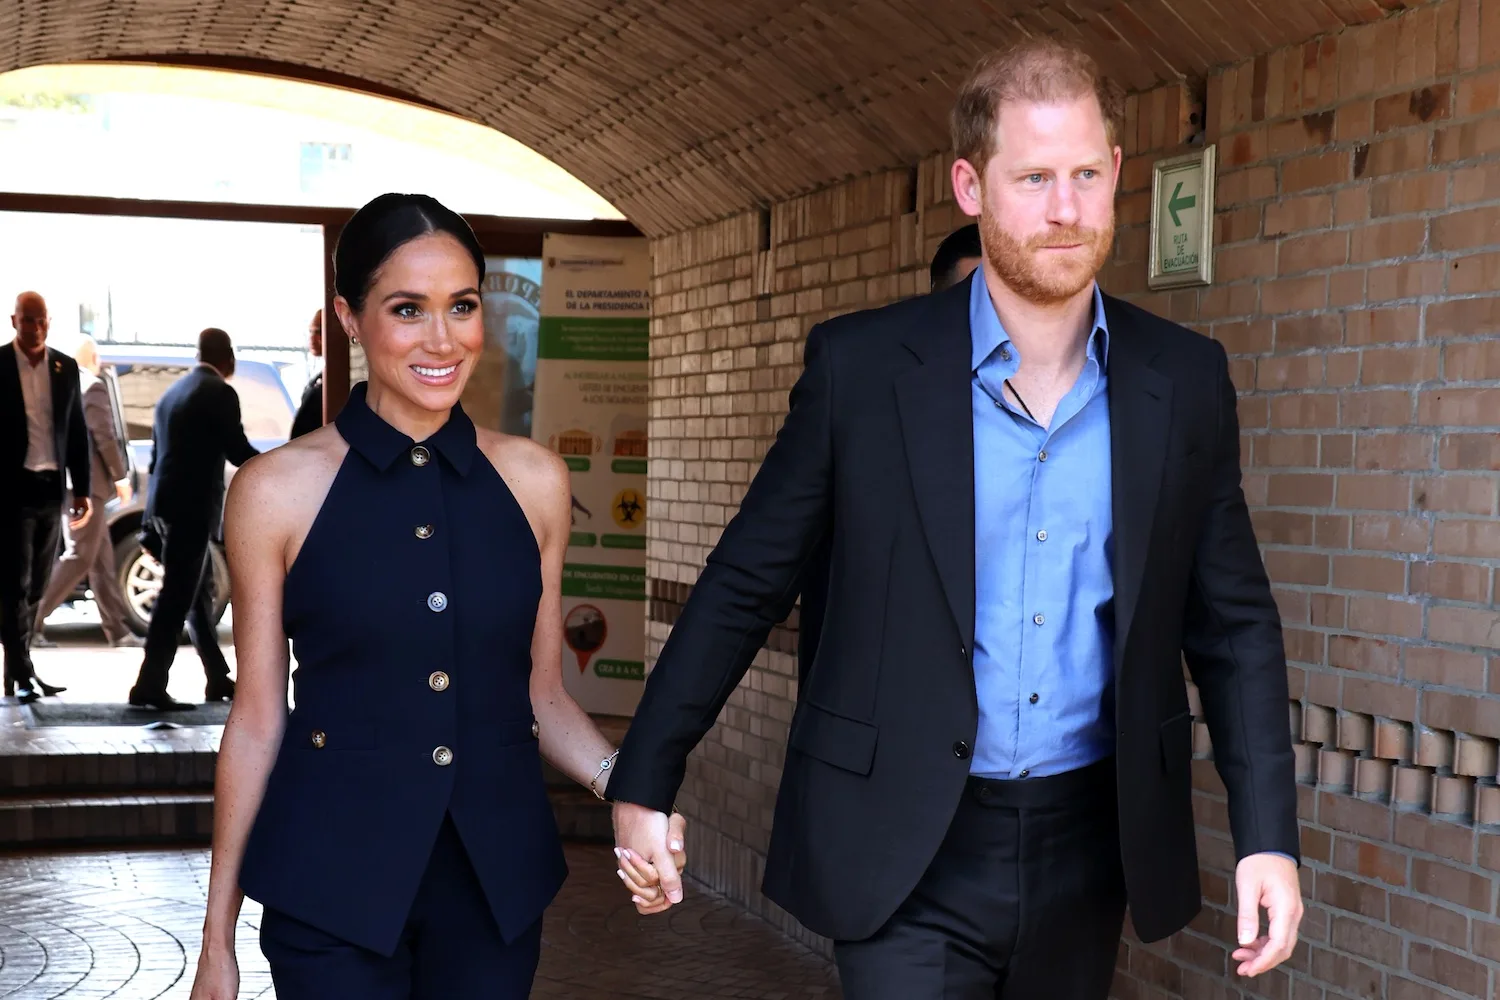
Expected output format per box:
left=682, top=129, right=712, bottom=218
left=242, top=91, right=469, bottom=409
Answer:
left=1104, top=295, right=1172, bottom=664
left=48, top=348, right=69, bottom=440
left=894, top=280, right=977, bottom=652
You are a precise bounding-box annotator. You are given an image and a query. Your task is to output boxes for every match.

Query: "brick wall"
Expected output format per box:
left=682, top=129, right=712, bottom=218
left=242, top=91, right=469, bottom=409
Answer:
left=646, top=0, right=1500, bottom=993
left=1111, top=2, right=1500, bottom=998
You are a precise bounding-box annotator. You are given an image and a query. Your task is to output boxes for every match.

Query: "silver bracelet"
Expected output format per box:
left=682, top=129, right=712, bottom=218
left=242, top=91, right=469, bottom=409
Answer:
left=590, top=749, right=619, bottom=800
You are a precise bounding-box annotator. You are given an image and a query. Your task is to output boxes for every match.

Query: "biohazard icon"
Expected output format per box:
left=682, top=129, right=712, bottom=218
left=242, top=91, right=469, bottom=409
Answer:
left=611, top=488, right=645, bottom=529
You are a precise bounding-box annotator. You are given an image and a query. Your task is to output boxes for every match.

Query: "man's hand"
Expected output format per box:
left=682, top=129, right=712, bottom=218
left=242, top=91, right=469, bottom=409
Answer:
left=68, top=496, right=93, bottom=531
left=116, top=480, right=133, bottom=505
left=1233, top=853, right=1303, bottom=977
left=613, top=801, right=686, bottom=912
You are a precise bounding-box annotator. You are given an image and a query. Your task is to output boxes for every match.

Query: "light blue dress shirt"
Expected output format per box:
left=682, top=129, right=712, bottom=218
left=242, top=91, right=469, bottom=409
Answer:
left=969, top=268, right=1116, bottom=780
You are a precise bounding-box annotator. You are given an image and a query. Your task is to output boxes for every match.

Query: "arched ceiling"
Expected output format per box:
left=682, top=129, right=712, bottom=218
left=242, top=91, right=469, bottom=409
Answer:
left=1, top=0, right=1421, bottom=235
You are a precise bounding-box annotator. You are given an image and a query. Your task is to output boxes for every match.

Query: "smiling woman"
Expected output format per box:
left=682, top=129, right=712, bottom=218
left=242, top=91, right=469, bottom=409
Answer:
left=186, top=193, right=680, bottom=1000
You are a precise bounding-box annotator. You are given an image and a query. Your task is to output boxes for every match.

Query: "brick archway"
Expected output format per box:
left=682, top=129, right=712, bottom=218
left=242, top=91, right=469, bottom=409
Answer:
left=2, top=0, right=1423, bottom=234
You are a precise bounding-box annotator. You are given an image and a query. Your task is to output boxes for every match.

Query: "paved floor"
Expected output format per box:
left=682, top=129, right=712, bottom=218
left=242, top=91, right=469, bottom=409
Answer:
left=2, top=616, right=842, bottom=999
left=3, top=615, right=233, bottom=762
left=20, top=609, right=237, bottom=710
left=0, top=842, right=841, bottom=999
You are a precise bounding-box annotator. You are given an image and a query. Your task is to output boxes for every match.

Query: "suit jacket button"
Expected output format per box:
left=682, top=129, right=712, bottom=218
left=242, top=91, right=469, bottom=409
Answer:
left=310, top=730, right=327, bottom=749
left=952, top=741, right=971, bottom=760
left=411, top=446, right=431, bottom=467
left=428, top=671, right=450, bottom=692
left=433, top=746, right=454, bottom=766
left=415, top=524, right=434, bottom=540
left=427, top=591, right=448, bottom=613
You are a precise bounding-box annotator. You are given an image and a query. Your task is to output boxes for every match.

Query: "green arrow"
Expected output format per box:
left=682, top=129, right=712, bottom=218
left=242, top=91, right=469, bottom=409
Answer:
left=1168, top=181, right=1196, bottom=227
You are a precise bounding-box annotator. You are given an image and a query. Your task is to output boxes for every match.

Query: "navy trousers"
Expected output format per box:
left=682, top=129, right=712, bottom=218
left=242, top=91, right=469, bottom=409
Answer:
left=260, top=814, right=542, bottom=999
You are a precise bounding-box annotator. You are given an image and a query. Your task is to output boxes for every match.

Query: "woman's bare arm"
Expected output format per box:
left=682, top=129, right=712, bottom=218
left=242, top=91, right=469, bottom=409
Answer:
left=199, top=440, right=332, bottom=953
left=486, top=434, right=684, bottom=911
left=507, top=442, right=618, bottom=793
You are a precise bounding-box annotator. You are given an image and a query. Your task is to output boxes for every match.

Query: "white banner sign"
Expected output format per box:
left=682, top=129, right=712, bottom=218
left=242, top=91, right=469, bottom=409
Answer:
left=534, top=233, right=650, bottom=717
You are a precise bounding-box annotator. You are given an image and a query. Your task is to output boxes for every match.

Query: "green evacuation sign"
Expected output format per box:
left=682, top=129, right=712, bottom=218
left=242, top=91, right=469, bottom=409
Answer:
left=1155, top=161, right=1203, bottom=275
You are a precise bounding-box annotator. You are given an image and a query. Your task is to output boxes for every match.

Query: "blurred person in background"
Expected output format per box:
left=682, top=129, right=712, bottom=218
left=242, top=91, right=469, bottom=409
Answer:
left=1, top=291, right=90, bottom=702
left=32, top=335, right=141, bottom=649
left=128, top=327, right=257, bottom=710
left=929, top=222, right=983, bottom=293
left=289, top=309, right=325, bottom=440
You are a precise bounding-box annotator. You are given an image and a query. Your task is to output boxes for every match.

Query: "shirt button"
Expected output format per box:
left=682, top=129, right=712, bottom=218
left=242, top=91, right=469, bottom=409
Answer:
left=1000, top=348, right=1011, bottom=362
left=1019, top=768, right=1031, bottom=779
left=1033, top=613, right=1045, bottom=626
left=415, top=524, right=434, bottom=540
left=428, top=592, right=448, bottom=613
left=433, top=746, right=454, bottom=767
left=952, top=741, right=971, bottom=760
left=1036, top=529, right=1047, bottom=542
left=310, top=730, right=327, bottom=749
left=411, top=446, right=431, bottom=467
left=1038, top=450, right=1048, bottom=462
left=1030, top=692, right=1039, bottom=704
left=428, top=671, right=450, bottom=692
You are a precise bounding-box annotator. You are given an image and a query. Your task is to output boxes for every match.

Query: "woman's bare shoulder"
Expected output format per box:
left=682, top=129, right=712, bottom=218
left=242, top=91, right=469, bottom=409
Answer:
left=475, top=428, right=568, bottom=492
left=474, top=428, right=570, bottom=539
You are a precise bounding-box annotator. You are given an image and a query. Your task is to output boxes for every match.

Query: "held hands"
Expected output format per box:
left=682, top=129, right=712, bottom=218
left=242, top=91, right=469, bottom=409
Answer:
left=1232, top=853, right=1303, bottom=977
left=612, top=801, right=688, bottom=915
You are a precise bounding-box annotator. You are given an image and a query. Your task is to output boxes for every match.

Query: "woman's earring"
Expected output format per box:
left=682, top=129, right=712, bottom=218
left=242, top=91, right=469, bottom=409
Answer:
left=350, top=335, right=359, bottom=345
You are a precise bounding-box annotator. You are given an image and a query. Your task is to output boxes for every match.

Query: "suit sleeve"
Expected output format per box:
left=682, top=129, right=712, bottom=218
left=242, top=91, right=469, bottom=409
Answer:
left=1181, top=342, right=1300, bottom=864
left=149, top=397, right=162, bottom=477
left=83, top=382, right=127, bottom=483
left=65, top=370, right=91, bottom=500
left=290, top=378, right=321, bottom=439
left=606, top=326, right=836, bottom=814
left=221, top=384, right=260, bottom=467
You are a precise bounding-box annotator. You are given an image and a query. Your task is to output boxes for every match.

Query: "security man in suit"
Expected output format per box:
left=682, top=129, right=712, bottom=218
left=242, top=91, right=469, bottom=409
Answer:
left=1, top=291, right=91, bottom=703
left=128, top=327, right=257, bottom=710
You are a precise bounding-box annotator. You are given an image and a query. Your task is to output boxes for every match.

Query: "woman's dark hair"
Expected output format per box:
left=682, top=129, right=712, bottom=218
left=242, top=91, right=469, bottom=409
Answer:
left=333, top=193, right=486, bottom=312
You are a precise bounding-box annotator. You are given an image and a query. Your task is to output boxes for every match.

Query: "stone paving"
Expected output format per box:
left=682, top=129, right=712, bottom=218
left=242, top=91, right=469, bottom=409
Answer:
left=0, top=842, right=842, bottom=999
left=1, top=618, right=842, bottom=998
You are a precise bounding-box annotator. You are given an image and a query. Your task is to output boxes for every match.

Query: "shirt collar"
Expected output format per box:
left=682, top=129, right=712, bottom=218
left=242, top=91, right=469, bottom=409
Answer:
left=969, top=266, right=1110, bottom=372
left=335, top=381, right=478, bottom=476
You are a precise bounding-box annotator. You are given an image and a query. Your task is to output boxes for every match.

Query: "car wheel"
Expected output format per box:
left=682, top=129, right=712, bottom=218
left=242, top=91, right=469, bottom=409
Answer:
left=114, top=534, right=231, bottom=638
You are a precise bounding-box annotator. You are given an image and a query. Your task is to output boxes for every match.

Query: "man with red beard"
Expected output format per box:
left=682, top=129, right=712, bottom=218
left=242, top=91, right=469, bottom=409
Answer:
left=607, top=38, right=1301, bottom=999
